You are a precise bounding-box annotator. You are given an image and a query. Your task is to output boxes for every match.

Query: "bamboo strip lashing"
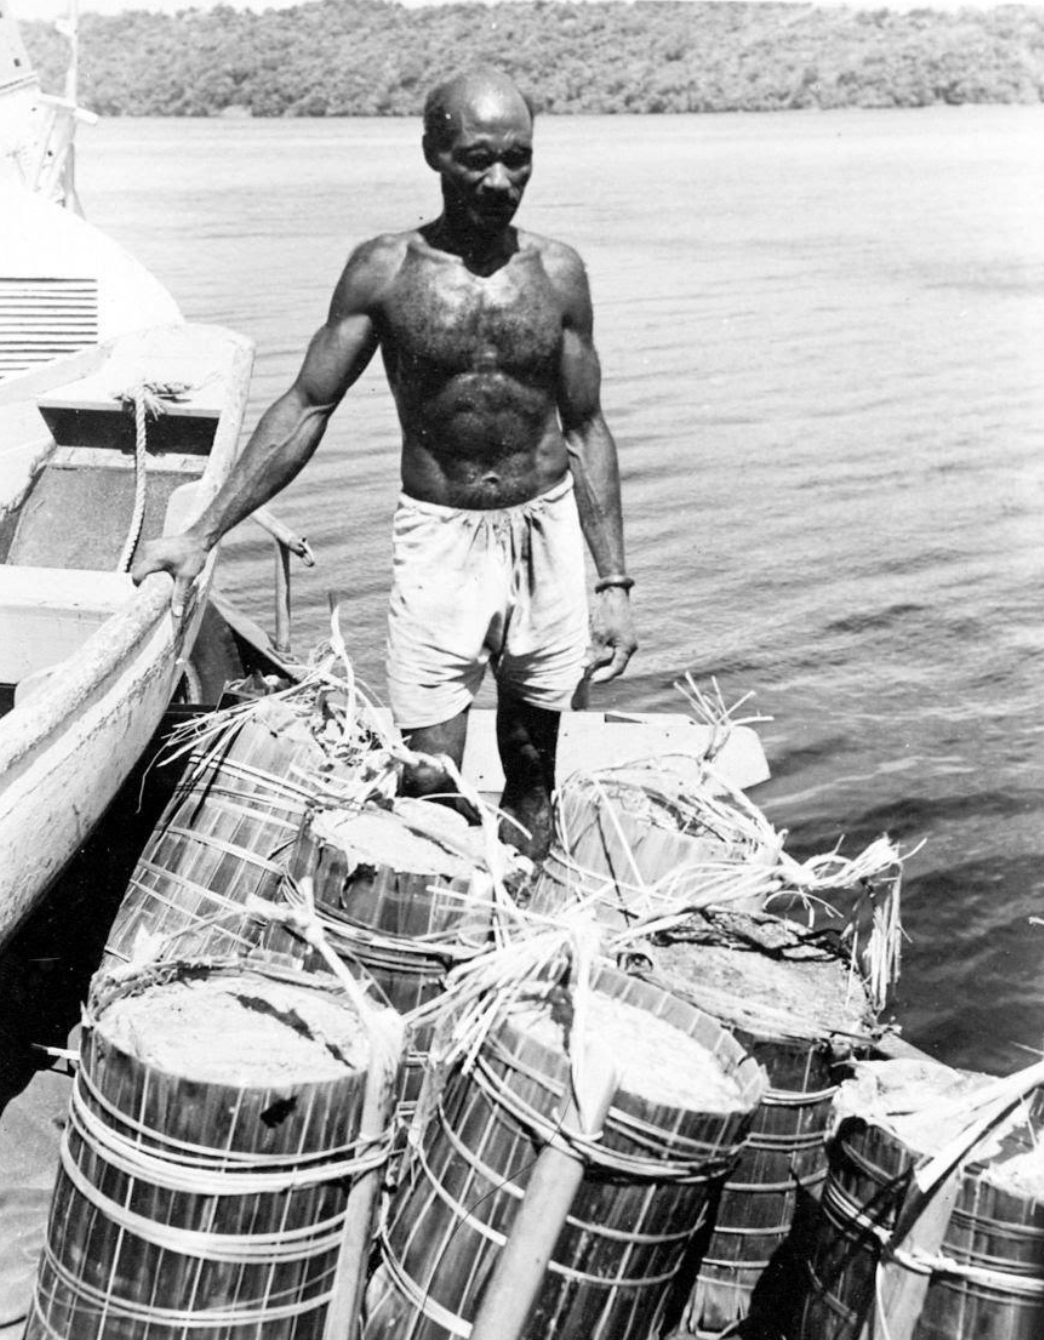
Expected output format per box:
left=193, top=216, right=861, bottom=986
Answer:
left=469, top=1051, right=734, bottom=1183
left=761, top=1083, right=839, bottom=1107
left=114, top=860, right=271, bottom=951
left=34, top=1250, right=336, bottom=1328
left=376, top=1230, right=473, bottom=1338
left=120, top=906, right=265, bottom=964
left=58, top=1139, right=347, bottom=1262
left=825, top=1175, right=1044, bottom=1304
left=179, top=753, right=318, bottom=804
left=742, top=1127, right=832, bottom=1154
left=70, top=1079, right=389, bottom=1193
left=949, top=1204, right=1044, bottom=1245
left=75, top=1064, right=384, bottom=1172
left=325, top=914, right=487, bottom=960
left=132, top=857, right=267, bottom=915
left=431, top=1093, right=697, bottom=1249
left=478, top=1040, right=728, bottom=1161
left=180, top=791, right=301, bottom=832
left=381, top=1210, right=686, bottom=1301
left=327, top=892, right=495, bottom=945
left=910, top=1253, right=1044, bottom=1299
left=727, top=1167, right=828, bottom=1195
left=410, top=1139, right=511, bottom=1250
left=163, top=824, right=286, bottom=873
left=702, top=1250, right=777, bottom=1270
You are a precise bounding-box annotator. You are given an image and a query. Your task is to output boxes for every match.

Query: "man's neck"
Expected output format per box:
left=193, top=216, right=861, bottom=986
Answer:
left=427, top=216, right=518, bottom=276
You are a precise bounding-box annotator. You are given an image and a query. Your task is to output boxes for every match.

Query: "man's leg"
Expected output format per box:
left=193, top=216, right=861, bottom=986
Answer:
left=400, top=708, right=471, bottom=810
left=496, top=694, right=560, bottom=861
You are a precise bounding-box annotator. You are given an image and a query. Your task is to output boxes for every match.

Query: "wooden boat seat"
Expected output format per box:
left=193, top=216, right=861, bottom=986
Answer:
left=36, top=366, right=225, bottom=455
left=0, top=565, right=133, bottom=686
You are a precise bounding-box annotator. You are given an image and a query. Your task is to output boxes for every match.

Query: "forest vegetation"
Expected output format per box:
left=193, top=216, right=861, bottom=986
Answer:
left=21, top=1, right=1044, bottom=116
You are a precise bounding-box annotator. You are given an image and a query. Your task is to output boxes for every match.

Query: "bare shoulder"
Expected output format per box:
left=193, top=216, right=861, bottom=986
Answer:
left=520, top=231, right=592, bottom=331
left=331, top=230, right=413, bottom=313
left=521, top=231, right=588, bottom=290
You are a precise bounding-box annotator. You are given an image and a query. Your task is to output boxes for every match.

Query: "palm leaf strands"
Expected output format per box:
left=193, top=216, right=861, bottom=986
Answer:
left=25, top=953, right=404, bottom=1340
left=531, top=761, right=784, bottom=927
left=795, top=1056, right=1044, bottom=1340
left=623, top=907, right=882, bottom=1340
left=530, top=675, right=776, bottom=926
left=363, top=934, right=769, bottom=1340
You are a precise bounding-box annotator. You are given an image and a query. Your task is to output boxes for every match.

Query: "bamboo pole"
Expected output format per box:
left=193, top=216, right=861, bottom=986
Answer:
left=468, top=1041, right=618, bottom=1340
left=863, top=1174, right=958, bottom=1340
left=323, top=1005, right=404, bottom=1340
left=862, top=1056, right=1044, bottom=1340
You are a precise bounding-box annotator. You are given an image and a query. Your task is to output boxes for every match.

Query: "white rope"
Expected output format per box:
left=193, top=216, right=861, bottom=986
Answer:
left=113, top=378, right=192, bottom=573
left=115, top=377, right=147, bottom=573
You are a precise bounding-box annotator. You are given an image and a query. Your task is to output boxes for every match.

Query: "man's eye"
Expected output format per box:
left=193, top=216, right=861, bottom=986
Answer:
left=504, top=151, right=531, bottom=170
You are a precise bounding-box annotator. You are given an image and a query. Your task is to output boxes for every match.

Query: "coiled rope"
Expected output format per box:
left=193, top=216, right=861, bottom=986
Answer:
left=113, top=378, right=192, bottom=573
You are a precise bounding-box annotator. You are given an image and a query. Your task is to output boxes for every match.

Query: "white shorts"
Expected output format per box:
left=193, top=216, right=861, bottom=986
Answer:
left=385, top=475, right=589, bottom=730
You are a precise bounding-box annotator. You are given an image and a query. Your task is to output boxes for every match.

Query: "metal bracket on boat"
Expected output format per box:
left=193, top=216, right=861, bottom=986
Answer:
left=249, top=506, right=315, bottom=658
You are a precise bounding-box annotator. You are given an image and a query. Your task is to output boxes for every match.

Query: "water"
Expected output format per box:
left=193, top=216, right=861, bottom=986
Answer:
left=75, top=107, right=1044, bottom=1074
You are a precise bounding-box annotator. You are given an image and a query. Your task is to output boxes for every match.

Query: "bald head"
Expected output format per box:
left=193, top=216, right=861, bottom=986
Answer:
left=423, top=68, right=534, bottom=155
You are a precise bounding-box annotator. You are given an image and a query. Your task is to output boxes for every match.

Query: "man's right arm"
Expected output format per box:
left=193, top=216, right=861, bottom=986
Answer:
left=132, top=238, right=395, bottom=614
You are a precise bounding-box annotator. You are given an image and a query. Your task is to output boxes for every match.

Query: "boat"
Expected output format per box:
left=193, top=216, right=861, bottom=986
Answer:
left=0, top=321, right=253, bottom=943
left=0, top=0, right=256, bottom=929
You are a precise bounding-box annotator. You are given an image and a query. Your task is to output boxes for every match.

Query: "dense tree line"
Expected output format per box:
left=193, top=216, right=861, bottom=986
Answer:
left=22, top=1, right=1044, bottom=116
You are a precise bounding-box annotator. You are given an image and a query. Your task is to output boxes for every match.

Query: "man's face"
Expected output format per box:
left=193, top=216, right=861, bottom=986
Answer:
left=430, top=97, right=533, bottom=237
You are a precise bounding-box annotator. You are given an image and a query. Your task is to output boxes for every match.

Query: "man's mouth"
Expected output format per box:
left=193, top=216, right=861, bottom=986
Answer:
left=475, top=200, right=515, bottom=222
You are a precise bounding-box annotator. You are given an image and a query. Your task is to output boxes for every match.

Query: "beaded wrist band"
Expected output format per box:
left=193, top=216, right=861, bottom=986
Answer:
left=594, top=574, right=635, bottom=594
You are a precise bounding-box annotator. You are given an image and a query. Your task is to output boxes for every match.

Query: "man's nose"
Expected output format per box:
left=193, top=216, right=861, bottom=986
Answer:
left=483, top=162, right=511, bottom=191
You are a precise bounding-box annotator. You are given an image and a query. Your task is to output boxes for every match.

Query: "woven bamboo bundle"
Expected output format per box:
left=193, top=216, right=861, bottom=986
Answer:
left=531, top=762, right=905, bottom=1012
left=292, top=801, right=515, bottom=1125
left=100, top=694, right=364, bottom=971
left=795, top=1057, right=1044, bottom=1340
left=914, top=1098, right=1044, bottom=1340
left=532, top=763, right=782, bottom=928
left=100, top=644, right=407, bottom=973
left=26, top=958, right=403, bottom=1340
left=363, top=962, right=768, bottom=1340
left=630, top=909, right=877, bottom=1338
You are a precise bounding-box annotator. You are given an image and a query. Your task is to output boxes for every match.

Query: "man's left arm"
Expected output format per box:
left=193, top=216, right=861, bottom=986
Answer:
left=555, top=250, right=638, bottom=684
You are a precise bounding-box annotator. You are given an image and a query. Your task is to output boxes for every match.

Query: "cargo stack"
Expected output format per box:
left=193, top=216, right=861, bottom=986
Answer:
left=101, top=686, right=384, bottom=972
left=26, top=959, right=403, bottom=1340
left=795, top=1056, right=1044, bottom=1340
left=291, top=800, right=515, bottom=1133
left=639, top=910, right=877, bottom=1339
left=364, top=963, right=768, bottom=1340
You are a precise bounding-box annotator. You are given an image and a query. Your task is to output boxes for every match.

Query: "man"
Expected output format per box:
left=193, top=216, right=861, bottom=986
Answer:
left=132, top=66, right=637, bottom=859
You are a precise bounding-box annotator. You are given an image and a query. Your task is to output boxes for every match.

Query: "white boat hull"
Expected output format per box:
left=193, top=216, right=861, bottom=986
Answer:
left=0, top=323, right=253, bottom=944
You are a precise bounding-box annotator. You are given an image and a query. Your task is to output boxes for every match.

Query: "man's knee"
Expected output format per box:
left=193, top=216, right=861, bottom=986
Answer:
left=399, top=752, right=452, bottom=798
left=399, top=711, right=471, bottom=808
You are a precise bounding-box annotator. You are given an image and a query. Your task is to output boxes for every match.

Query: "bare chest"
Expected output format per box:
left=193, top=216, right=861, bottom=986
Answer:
left=384, top=251, right=563, bottom=381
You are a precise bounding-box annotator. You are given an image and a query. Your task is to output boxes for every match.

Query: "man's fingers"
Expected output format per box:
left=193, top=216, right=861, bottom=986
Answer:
left=590, top=647, right=629, bottom=683
left=587, top=637, right=636, bottom=684
left=171, top=574, right=193, bottom=619
left=584, top=642, right=614, bottom=673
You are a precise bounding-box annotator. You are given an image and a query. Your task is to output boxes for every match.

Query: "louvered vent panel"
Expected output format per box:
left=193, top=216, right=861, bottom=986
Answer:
left=0, top=277, right=99, bottom=379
